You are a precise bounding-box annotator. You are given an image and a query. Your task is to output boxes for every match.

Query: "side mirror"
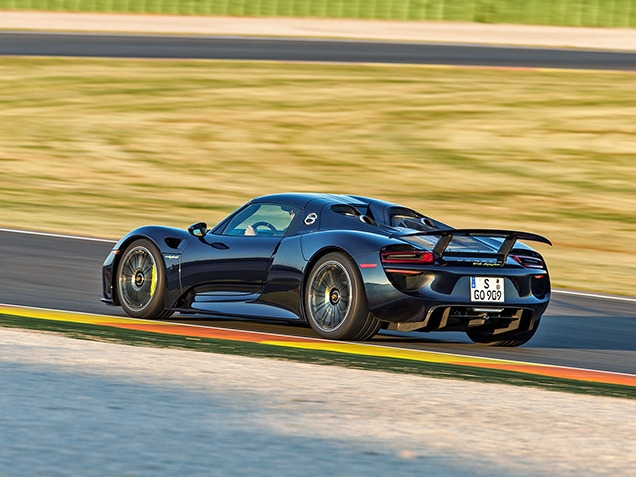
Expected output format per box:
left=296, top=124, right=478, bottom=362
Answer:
left=188, top=222, right=208, bottom=238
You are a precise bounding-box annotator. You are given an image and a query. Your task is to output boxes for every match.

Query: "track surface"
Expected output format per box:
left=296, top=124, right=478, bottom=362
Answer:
left=1, top=31, right=636, bottom=70
left=1, top=229, right=635, bottom=375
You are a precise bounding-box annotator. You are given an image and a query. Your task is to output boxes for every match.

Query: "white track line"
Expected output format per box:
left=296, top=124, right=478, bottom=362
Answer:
left=0, top=227, right=116, bottom=243
left=552, top=289, right=636, bottom=303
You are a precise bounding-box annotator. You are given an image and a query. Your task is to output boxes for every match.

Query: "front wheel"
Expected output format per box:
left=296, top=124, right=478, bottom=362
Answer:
left=304, top=252, right=381, bottom=341
left=117, top=239, right=173, bottom=319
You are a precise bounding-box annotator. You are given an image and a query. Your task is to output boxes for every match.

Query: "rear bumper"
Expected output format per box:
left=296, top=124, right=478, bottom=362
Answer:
left=356, top=254, right=550, bottom=328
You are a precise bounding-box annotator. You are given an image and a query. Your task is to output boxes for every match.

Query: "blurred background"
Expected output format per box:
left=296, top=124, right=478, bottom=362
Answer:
left=0, top=0, right=635, bottom=296
left=2, top=0, right=636, bottom=27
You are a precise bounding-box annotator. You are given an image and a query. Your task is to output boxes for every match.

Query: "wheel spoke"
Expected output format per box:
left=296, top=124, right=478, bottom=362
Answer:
left=308, top=260, right=352, bottom=332
left=119, top=245, right=157, bottom=311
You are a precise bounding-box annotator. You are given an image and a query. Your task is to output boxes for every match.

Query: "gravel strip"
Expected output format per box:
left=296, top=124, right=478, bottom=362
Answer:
left=1, top=328, right=634, bottom=476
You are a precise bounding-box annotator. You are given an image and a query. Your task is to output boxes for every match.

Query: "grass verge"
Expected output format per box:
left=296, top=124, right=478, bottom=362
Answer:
left=3, top=0, right=636, bottom=27
left=1, top=58, right=635, bottom=294
left=1, top=314, right=634, bottom=399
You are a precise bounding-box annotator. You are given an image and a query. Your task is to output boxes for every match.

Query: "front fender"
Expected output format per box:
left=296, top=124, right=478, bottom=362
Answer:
left=103, top=226, right=192, bottom=309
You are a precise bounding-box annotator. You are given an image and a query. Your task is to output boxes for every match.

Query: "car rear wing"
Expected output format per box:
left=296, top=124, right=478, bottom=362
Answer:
left=394, top=229, right=552, bottom=263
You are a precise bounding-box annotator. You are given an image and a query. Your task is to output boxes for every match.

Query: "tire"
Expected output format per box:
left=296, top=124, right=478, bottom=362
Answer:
left=466, top=318, right=540, bottom=347
left=116, top=239, right=173, bottom=319
left=304, top=252, right=380, bottom=341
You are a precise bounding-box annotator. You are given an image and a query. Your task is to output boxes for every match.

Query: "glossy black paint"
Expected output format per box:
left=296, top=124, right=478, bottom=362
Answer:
left=103, top=193, right=551, bottom=338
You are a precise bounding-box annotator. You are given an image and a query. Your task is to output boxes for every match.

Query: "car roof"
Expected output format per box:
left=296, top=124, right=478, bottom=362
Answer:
left=253, top=192, right=373, bottom=210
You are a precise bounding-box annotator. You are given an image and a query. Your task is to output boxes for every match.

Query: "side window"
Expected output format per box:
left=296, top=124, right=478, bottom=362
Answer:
left=222, top=203, right=298, bottom=237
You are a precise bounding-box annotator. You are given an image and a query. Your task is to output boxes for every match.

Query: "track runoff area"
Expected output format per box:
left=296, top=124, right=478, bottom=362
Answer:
left=1, top=302, right=635, bottom=399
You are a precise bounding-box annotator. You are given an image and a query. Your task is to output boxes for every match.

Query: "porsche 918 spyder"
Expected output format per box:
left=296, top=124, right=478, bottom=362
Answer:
left=102, top=193, right=551, bottom=346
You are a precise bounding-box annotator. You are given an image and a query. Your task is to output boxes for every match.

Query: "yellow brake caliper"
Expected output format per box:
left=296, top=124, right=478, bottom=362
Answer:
left=149, top=263, right=156, bottom=298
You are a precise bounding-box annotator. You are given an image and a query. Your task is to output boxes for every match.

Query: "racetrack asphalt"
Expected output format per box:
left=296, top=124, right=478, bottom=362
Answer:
left=2, top=31, right=635, bottom=70
left=1, top=228, right=636, bottom=377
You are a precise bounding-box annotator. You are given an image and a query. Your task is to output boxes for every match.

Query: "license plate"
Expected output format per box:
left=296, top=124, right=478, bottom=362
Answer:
left=470, top=277, right=504, bottom=302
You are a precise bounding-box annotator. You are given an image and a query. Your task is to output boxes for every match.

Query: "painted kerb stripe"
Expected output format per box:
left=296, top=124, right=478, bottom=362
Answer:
left=1, top=304, right=634, bottom=388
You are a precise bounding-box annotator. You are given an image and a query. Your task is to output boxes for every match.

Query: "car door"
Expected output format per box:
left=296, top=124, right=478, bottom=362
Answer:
left=180, top=202, right=298, bottom=295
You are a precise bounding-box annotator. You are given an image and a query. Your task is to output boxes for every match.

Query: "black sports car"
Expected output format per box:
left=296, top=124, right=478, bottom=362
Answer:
left=102, top=193, right=551, bottom=346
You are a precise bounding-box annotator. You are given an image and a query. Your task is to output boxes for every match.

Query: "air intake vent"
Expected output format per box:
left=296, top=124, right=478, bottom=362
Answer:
left=164, top=237, right=183, bottom=249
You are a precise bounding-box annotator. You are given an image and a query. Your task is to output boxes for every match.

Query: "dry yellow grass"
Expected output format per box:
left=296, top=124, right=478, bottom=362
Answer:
left=1, top=58, right=635, bottom=295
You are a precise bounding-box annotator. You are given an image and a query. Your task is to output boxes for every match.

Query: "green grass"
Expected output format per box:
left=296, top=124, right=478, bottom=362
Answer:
left=2, top=0, right=636, bottom=27
left=1, top=57, right=635, bottom=295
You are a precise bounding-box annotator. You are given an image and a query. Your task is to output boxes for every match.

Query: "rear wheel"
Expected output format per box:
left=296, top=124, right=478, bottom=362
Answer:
left=117, top=239, right=173, bottom=319
left=304, top=252, right=381, bottom=341
left=466, top=318, right=540, bottom=347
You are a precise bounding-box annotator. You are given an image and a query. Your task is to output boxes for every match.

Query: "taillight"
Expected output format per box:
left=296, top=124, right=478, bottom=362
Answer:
left=381, top=250, right=435, bottom=265
left=511, top=255, right=545, bottom=269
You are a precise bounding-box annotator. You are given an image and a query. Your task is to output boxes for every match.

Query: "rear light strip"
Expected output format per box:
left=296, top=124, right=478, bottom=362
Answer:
left=381, top=250, right=435, bottom=265
left=511, top=255, right=545, bottom=269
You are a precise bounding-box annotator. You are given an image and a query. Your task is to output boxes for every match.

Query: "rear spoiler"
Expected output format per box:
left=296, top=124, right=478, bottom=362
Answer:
left=394, top=229, right=552, bottom=262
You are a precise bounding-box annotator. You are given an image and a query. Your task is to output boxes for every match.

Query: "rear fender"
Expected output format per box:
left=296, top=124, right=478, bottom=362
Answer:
left=300, top=231, right=414, bottom=321
left=300, top=230, right=400, bottom=262
left=299, top=229, right=399, bottom=300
